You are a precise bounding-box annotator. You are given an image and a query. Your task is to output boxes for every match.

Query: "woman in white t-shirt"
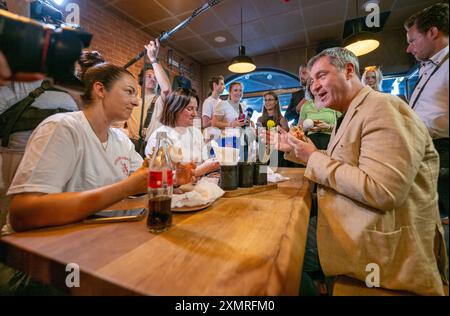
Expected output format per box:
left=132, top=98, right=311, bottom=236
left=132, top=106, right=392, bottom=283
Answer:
left=211, top=82, right=256, bottom=161
left=212, top=81, right=247, bottom=129
left=146, top=88, right=219, bottom=177
left=7, top=63, right=149, bottom=232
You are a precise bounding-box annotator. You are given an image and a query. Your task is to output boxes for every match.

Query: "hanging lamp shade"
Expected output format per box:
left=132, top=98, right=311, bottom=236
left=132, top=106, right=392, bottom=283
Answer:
left=342, top=0, right=386, bottom=57
left=344, top=32, right=380, bottom=56
left=228, top=46, right=256, bottom=73
left=228, top=7, right=256, bottom=74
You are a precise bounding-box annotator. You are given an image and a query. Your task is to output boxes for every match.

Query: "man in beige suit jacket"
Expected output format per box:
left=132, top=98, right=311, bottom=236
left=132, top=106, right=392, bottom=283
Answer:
left=275, top=48, right=447, bottom=295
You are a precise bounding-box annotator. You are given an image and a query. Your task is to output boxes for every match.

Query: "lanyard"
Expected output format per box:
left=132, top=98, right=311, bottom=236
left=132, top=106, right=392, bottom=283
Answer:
left=410, top=52, right=449, bottom=110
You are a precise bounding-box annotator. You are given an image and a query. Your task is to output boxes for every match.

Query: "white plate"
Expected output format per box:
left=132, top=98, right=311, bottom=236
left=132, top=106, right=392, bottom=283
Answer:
left=171, top=201, right=214, bottom=213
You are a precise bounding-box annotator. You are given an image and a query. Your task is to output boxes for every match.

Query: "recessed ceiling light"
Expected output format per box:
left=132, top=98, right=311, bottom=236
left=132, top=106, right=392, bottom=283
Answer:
left=214, top=36, right=226, bottom=43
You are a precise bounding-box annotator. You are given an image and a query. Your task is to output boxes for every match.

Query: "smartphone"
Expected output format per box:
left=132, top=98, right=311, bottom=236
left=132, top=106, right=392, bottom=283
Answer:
left=83, top=208, right=147, bottom=224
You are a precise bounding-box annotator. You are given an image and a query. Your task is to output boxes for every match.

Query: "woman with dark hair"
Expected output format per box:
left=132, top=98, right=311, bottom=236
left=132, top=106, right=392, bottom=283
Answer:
left=257, top=92, right=288, bottom=131
left=257, top=92, right=289, bottom=167
left=145, top=88, right=219, bottom=178
left=76, top=50, right=106, bottom=81
left=5, top=63, right=148, bottom=233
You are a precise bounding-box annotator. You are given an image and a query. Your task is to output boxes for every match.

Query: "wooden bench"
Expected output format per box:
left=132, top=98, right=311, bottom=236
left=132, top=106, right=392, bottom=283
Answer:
left=332, top=276, right=449, bottom=296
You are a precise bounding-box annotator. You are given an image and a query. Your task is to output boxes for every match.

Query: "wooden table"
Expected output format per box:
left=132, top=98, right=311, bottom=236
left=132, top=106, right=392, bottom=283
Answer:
left=0, top=168, right=311, bottom=296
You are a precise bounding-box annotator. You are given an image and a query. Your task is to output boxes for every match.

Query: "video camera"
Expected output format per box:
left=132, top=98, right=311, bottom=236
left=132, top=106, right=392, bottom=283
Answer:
left=0, top=0, right=92, bottom=91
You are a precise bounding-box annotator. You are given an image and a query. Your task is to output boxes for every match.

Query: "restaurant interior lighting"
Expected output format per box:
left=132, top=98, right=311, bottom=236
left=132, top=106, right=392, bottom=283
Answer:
left=228, top=6, right=256, bottom=74
left=344, top=35, right=380, bottom=56
left=343, top=0, right=380, bottom=56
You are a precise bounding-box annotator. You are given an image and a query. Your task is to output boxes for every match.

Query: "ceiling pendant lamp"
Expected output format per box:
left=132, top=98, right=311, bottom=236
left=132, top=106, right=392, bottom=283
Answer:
left=344, top=0, right=380, bottom=56
left=344, top=33, right=380, bottom=57
left=228, top=6, right=256, bottom=73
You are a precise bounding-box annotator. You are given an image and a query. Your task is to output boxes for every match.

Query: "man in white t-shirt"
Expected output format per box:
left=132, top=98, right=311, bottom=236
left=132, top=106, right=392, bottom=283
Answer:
left=202, top=75, right=225, bottom=128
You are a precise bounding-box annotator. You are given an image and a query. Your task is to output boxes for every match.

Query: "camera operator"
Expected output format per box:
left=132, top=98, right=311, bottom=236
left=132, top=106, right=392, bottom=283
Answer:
left=0, top=1, right=98, bottom=232
left=1, top=1, right=43, bottom=82
left=0, top=51, right=45, bottom=84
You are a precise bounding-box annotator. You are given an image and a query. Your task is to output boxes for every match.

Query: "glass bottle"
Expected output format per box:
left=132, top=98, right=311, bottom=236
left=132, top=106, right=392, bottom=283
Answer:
left=147, top=131, right=174, bottom=233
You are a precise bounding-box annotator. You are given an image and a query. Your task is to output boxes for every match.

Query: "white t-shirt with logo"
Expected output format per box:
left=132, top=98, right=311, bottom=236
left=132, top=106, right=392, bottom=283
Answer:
left=202, top=96, right=221, bottom=119
left=8, top=111, right=143, bottom=195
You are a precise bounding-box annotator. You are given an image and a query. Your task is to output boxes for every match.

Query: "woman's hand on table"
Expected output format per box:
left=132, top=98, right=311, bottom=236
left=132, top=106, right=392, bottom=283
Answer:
left=195, top=159, right=220, bottom=177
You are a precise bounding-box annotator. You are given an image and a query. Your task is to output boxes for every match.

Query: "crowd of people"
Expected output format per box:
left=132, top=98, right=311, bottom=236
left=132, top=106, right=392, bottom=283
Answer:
left=0, top=0, right=448, bottom=296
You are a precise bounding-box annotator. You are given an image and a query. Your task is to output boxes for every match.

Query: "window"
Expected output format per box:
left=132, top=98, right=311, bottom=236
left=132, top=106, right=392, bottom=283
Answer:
left=381, top=66, right=419, bottom=101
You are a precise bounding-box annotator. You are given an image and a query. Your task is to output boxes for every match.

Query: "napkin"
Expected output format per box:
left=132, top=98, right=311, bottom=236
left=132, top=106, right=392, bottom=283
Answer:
left=171, top=178, right=225, bottom=208
left=267, top=167, right=290, bottom=183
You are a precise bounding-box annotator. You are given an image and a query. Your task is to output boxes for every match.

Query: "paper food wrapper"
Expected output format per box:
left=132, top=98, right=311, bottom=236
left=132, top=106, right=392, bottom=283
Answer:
left=267, top=167, right=290, bottom=183
left=172, top=178, right=225, bottom=208
left=210, top=140, right=240, bottom=166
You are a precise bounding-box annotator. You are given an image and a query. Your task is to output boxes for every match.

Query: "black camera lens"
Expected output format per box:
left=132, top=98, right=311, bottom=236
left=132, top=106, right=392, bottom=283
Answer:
left=0, top=9, right=92, bottom=90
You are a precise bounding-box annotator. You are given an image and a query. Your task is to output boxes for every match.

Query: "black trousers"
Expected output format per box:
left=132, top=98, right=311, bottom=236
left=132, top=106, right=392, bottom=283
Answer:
left=434, top=138, right=449, bottom=219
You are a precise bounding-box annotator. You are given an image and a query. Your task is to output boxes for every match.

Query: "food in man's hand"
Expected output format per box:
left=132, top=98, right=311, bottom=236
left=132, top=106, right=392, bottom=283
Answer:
left=290, top=126, right=307, bottom=142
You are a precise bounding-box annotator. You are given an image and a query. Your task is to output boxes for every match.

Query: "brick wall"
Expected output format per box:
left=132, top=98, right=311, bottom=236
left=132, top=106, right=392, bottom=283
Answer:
left=73, top=0, right=203, bottom=98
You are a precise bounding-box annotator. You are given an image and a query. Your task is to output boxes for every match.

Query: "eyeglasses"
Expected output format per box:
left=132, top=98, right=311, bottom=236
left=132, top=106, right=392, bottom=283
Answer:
left=264, top=98, right=276, bottom=102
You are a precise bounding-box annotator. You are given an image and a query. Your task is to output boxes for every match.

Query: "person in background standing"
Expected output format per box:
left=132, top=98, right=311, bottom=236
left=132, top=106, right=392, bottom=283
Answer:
left=284, top=64, right=310, bottom=126
left=257, top=91, right=288, bottom=131
left=361, top=66, right=383, bottom=92
left=202, top=75, right=225, bottom=128
left=257, top=91, right=289, bottom=167
left=120, top=39, right=171, bottom=154
left=299, top=81, right=341, bottom=150
left=404, top=2, right=449, bottom=258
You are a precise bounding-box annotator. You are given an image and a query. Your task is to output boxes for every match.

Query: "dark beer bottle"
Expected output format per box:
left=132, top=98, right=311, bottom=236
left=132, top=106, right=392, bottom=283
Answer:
left=147, top=131, right=174, bottom=233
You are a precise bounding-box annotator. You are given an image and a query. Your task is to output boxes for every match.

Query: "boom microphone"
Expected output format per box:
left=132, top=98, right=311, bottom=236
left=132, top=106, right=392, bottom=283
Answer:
left=123, top=0, right=224, bottom=69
